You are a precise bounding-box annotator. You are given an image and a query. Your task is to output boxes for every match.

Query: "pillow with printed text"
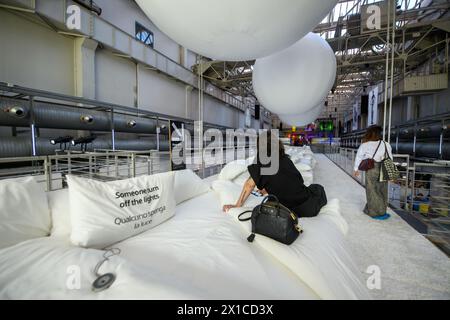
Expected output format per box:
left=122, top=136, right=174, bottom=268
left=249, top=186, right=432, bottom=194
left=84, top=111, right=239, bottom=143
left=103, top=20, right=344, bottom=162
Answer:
left=68, top=172, right=176, bottom=249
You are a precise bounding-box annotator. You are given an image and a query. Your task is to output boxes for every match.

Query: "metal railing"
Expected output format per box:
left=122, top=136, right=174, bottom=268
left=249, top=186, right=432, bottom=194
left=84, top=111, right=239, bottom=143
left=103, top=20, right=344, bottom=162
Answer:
left=322, top=145, right=450, bottom=254
left=0, top=150, right=167, bottom=192
left=0, top=145, right=257, bottom=191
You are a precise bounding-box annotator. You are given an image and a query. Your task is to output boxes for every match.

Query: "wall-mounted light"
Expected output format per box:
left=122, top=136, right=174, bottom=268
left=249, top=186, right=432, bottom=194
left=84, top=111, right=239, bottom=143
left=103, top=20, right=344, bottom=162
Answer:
left=71, top=135, right=97, bottom=146
left=80, top=115, right=94, bottom=124
left=71, top=135, right=97, bottom=152
left=127, top=120, right=137, bottom=128
left=4, top=106, right=28, bottom=118
left=50, top=136, right=73, bottom=145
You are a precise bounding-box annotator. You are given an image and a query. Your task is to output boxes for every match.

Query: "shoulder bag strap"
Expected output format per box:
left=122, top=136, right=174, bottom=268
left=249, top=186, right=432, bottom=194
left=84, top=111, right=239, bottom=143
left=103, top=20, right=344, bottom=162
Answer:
left=383, top=141, right=392, bottom=160
left=371, top=140, right=382, bottom=159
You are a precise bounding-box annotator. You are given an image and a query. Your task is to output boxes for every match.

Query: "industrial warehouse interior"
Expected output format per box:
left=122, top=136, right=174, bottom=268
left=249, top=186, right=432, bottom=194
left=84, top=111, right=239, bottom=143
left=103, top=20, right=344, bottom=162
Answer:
left=0, top=0, right=449, bottom=304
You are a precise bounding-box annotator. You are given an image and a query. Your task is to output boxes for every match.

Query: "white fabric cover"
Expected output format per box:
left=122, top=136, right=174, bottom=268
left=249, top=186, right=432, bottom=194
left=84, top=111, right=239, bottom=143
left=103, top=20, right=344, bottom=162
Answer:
left=0, top=177, right=51, bottom=249
left=48, top=189, right=71, bottom=238
left=253, top=33, right=336, bottom=115
left=135, top=0, right=338, bottom=61
left=228, top=199, right=370, bottom=300
left=174, top=169, right=210, bottom=205
left=232, top=171, right=250, bottom=187
left=296, top=163, right=312, bottom=172
left=211, top=180, right=261, bottom=208
left=302, top=172, right=314, bottom=187
left=218, top=159, right=249, bottom=181
left=0, top=192, right=320, bottom=300
left=67, top=172, right=176, bottom=249
left=290, top=153, right=303, bottom=164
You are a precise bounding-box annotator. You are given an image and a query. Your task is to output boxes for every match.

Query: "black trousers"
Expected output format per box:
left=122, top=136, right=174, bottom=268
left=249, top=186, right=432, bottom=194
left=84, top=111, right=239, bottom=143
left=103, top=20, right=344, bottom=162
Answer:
left=293, top=184, right=328, bottom=218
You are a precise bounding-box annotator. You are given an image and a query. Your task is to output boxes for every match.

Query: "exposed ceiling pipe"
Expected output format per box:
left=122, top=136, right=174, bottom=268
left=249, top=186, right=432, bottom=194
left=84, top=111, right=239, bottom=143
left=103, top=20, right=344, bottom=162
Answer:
left=72, top=0, right=102, bottom=16
left=0, top=98, right=168, bottom=135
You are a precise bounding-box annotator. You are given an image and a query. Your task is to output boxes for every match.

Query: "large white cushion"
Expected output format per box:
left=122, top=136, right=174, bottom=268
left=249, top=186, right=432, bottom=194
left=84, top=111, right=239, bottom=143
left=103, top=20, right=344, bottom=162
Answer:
left=174, top=169, right=210, bottom=205
left=218, top=159, right=249, bottom=181
left=67, top=172, right=176, bottom=249
left=48, top=189, right=71, bottom=238
left=228, top=200, right=369, bottom=300
left=290, top=154, right=303, bottom=164
left=0, top=177, right=51, bottom=249
left=211, top=180, right=261, bottom=208
left=295, top=162, right=312, bottom=172
left=232, top=171, right=250, bottom=187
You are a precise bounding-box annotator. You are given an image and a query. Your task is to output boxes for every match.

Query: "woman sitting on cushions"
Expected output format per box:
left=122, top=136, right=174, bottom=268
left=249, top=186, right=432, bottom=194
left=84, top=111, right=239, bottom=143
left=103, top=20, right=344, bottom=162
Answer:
left=223, top=131, right=327, bottom=218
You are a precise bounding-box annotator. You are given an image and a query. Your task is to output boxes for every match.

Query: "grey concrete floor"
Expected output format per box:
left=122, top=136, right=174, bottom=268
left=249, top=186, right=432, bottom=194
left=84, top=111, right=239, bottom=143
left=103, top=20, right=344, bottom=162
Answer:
left=314, top=154, right=450, bottom=300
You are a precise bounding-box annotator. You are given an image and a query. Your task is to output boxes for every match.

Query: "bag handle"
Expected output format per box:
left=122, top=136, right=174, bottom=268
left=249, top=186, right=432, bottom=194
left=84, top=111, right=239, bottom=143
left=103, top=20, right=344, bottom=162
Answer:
left=383, top=141, right=392, bottom=160
left=238, top=210, right=253, bottom=222
left=261, top=194, right=280, bottom=207
left=260, top=194, right=280, bottom=215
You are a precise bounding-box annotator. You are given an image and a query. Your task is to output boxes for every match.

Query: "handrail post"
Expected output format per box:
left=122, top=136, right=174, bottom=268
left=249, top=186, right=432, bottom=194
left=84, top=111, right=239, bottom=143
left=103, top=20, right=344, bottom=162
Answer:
left=131, top=153, right=136, bottom=178
left=44, top=156, right=51, bottom=192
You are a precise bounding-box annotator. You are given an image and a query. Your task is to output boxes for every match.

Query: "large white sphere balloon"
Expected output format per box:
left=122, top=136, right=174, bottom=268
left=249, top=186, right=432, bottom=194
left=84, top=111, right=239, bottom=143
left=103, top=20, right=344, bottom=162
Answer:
left=278, top=104, right=325, bottom=127
left=253, top=33, right=336, bottom=115
left=135, top=0, right=338, bottom=61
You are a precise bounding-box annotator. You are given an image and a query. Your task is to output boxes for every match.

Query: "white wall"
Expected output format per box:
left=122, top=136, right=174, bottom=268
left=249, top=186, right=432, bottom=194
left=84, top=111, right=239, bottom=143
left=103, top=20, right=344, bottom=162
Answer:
left=95, top=0, right=181, bottom=64
left=0, top=7, right=246, bottom=129
left=95, top=49, right=137, bottom=107
left=0, top=9, right=75, bottom=95
left=138, top=64, right=188, bottom=117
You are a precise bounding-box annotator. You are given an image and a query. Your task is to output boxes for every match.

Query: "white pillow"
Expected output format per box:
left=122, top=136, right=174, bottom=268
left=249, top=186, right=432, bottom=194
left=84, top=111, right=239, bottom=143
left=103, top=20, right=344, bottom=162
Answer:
left=232, top=171, right=250, bottom=187
left=290, top=154, right=303, bottom=164
left=48, top=189, right=71, bottom=238
left=0, top=177, right=51, bottom=249
left=295, top=163, right=312, bottom=172
left=174, top=169, right=210, bottom=205
left=300, top=158, right=313, bottom=167
left=218, top=160, right=248, bottom=181
left=67, top=172, right=176, bottom=249
left=302, top=172, right=314, bottom=187
left=211, top=180, right=261, bottom=208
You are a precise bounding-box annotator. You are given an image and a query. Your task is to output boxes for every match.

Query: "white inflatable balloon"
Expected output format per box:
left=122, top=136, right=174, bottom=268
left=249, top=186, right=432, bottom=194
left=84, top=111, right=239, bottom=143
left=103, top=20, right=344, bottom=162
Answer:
left=253, top=33, right=336, bottom=115
left=135, top=0, right=338, bottom=61
left=278, top=104, right=325, bottom=127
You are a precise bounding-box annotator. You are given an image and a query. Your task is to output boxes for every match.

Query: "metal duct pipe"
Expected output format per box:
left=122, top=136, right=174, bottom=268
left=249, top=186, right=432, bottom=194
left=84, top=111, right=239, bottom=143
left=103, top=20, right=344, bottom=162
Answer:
left=416, top=124, right=449, bottom=139
left=397, top=142, right=450, bottom=160
left=0, top=98, right=166, bottom=134
left=0, top=137, right=169, bottom=158
left=398, top=128, right=415, bottom=139
left=0, top=103, right=30, bottom=127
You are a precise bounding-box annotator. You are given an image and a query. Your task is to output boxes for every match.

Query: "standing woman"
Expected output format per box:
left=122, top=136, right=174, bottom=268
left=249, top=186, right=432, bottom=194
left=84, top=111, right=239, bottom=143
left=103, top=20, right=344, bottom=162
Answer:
left=353, top=125, right=393, bottom=220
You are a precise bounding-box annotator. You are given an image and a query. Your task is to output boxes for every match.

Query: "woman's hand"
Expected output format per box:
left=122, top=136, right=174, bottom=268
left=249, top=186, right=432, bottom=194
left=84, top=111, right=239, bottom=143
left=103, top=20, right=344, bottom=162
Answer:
left=223, top=204, right=240, bottom=213
left=353, top=171, right=360, bottom=177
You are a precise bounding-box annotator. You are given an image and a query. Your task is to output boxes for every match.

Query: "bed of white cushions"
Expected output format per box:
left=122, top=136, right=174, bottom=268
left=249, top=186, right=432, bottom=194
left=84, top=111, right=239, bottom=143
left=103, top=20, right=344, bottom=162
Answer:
left=67, top=172, right=176, bottom=249
left=174, top=169, right=210, bottom=205
left=0, top=177, right=51, bottom=249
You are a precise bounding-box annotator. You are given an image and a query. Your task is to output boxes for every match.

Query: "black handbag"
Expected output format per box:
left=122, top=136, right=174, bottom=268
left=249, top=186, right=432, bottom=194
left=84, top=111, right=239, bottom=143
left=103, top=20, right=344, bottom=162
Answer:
left=358, top=141, right=382, bottom=172
left=238, top=195, right=303, bottom=245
